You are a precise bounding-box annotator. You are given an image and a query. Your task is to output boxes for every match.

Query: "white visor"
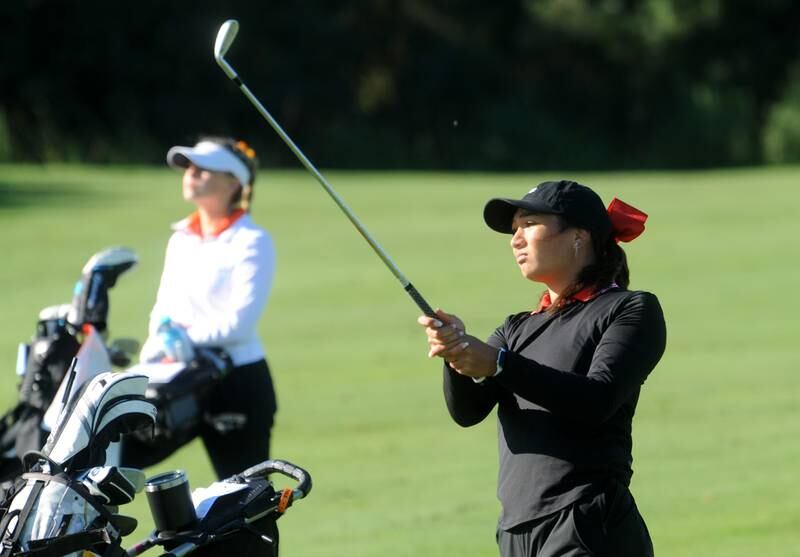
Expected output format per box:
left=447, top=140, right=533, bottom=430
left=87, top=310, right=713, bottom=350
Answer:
left=166, top=141, right=252, bottom=185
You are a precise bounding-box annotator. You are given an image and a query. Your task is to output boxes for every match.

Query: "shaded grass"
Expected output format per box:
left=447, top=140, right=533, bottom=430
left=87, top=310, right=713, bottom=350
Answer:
left=0, top=164, right=797, bottom=556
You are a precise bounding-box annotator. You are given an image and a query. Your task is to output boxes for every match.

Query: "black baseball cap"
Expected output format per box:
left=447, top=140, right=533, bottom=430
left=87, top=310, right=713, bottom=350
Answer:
left=483, top=180, right=612, bottom=239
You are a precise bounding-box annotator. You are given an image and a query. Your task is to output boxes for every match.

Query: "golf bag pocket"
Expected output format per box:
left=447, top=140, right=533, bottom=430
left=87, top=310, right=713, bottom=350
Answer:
left=187, top=475, right=280, bottom=557
left=124, top=349, right=233, bottom=462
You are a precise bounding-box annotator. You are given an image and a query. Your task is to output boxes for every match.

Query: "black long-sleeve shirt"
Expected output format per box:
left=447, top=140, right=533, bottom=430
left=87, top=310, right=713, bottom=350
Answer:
left=443, top=288, right=666, bottom=529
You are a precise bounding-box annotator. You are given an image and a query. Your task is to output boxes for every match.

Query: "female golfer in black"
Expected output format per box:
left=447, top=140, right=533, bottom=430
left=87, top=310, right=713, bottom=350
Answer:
left=418, top=180, right=665, bottom=556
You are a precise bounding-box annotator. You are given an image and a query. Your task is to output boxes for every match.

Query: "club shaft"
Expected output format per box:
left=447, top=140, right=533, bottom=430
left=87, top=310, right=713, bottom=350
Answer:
left=226, top=74, right=436, bottom=317
left=236, top=81, right=398, bottom=278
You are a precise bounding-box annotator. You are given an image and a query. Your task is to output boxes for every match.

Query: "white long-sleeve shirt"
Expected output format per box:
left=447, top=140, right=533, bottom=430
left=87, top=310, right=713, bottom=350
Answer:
left=140, top=213, right=275, bottom=366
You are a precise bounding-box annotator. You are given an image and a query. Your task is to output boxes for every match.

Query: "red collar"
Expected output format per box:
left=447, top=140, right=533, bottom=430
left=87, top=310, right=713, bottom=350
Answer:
left=533, top=284, right=616, bottom=314
left=186, top=209, right=246, bottom=238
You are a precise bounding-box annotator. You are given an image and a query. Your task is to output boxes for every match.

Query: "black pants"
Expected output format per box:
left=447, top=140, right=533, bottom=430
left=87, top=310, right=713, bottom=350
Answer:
left=122, top=358, right=277, bottom=480
left=199, top=358, right=277, bottom=478
left=497, top=481, right=654, bottom=557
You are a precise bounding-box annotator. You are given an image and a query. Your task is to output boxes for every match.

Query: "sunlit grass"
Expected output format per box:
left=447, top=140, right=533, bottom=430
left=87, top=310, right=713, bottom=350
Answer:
left=0, top=164, right=797, bottom=556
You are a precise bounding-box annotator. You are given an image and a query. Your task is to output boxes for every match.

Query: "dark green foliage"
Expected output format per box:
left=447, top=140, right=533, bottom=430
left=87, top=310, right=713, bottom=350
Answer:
left=2, top=0, right=800, bottom=168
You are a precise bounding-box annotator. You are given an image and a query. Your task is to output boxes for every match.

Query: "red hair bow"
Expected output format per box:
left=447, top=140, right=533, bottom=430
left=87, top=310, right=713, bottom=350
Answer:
left=607, top=198, right=647, bottom=243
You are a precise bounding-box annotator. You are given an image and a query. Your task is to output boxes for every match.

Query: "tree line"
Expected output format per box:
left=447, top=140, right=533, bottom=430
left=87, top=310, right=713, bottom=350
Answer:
left=2, top=0, right=800, bottom=169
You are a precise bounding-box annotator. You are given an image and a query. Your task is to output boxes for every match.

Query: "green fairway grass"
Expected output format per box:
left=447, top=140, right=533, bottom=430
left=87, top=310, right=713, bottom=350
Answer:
left=0, top=164, right=797, bottom=555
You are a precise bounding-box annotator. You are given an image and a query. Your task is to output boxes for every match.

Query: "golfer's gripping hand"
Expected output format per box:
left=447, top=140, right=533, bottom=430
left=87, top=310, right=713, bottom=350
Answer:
left=417, top=309, right=498, bottom=378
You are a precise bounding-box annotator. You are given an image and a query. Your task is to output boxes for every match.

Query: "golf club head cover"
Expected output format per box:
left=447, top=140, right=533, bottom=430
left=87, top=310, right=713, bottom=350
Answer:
left=80, top=466, right=146, bottom=505
left=68, top=246, right=138, bottom=330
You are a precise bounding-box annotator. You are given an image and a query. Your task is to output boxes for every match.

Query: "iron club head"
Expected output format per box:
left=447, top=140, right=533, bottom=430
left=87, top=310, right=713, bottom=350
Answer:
left=209, top=18, right=436, bottom=317
left=214, top=19, right=240, bottom=79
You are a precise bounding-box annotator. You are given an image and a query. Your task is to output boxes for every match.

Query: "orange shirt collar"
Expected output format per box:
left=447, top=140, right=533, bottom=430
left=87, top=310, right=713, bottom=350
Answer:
left=186, top=209, right=246, bottom=238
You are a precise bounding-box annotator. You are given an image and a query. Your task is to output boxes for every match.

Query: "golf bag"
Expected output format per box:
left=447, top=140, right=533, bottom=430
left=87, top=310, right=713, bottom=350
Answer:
left=0, top=247, right=139, bottom=488
left=128, top=459, right=312, bottom=557
left=0, top=369, right=311, bottom=557
left=0, top=309, right=79, bottom=482
left=0, top=371, right=157, bottom=557
left=122, top=348, right=233, bottom=468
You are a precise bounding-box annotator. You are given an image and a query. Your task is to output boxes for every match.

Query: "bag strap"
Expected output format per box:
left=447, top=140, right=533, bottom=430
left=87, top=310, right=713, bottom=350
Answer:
left=21, top=452, right=62, bottom=476
left=21, top=472, right=116, bottom=526
left=19, top=527, right=112, bottom=557
left=0, top=481, right=44, bottom=557
left=3, top=471, right=123, bottom=557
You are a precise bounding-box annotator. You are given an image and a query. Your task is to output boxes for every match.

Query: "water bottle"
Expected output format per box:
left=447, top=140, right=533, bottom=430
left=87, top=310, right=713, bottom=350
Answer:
left=157, top=317, right=195, bottom=363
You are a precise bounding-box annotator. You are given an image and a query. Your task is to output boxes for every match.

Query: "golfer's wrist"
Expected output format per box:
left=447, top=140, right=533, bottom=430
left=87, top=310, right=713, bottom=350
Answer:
left=472, top=347, right=506, bottom=384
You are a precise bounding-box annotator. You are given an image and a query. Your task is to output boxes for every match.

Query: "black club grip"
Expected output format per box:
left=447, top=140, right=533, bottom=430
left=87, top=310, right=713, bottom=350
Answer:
left=404, top=283, right=437, bottom=318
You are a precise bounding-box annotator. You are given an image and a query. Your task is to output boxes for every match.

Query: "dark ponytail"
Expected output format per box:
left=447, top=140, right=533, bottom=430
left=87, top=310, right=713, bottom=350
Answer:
left=582, top=233, right=629, bottom=290
left=545, top=223, right=630, bottom=314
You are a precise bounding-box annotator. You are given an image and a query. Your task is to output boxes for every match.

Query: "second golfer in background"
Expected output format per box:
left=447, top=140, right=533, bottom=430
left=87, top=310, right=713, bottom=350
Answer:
left=127, top=137, right=278, bottom=479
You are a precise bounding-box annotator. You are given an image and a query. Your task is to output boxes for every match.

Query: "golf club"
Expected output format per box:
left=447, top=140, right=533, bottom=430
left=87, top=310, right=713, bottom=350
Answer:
left=213, top=19, right=436, bottom=319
